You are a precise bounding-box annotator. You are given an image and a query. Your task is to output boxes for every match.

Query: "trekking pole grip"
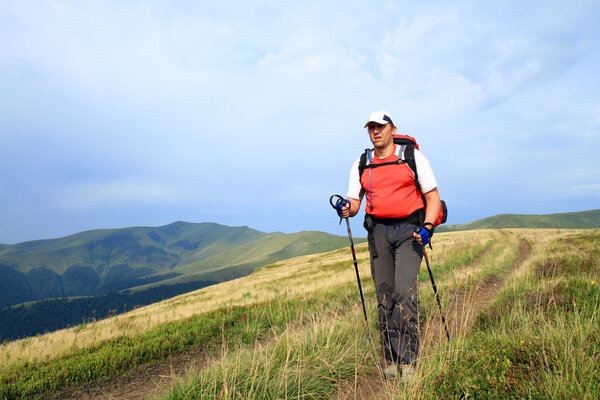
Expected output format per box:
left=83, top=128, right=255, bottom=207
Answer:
left=329, top=194, right=348, bottom=224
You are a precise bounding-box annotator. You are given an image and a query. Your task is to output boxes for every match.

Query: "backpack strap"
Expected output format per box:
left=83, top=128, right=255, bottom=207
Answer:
left=358, top=150, right=368, bottom=181
left=358, top=147, right=406, bottom=181
left=401, top=144, right=421, bottom=193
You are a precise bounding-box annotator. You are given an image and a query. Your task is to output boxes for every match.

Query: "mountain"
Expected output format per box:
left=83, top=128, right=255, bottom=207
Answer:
left=438, top=209, right=600, bottom=232
left=0, top=222, right=363, bottom=309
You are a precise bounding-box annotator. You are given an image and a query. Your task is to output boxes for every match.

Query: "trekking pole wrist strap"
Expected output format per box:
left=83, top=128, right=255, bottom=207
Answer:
left=422, top=222, right=435, bottom=231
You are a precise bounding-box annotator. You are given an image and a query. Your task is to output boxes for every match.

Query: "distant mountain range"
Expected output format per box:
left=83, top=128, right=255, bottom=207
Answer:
left=0, top=222, right=363, bottom=309
left=2, top=209, right=599, bottom=310
left=438, top=209, right=600, bottom=232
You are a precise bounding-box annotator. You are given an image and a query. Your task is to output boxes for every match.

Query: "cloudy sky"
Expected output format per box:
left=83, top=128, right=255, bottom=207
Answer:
left=1, top=0, right=599, bottom=244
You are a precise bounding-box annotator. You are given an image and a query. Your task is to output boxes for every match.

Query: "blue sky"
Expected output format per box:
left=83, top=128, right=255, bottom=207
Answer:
left=1, top=0, right=599, bottom=244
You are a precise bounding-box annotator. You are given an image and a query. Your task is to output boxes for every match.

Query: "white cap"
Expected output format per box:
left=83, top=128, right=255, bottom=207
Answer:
left=364, top=110, right=394, bottom=128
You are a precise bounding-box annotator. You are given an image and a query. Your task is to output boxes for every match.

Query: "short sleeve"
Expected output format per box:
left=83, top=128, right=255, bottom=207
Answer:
left=346, top=156, right=364, bottom=200
left=414, top=149, right=438, bottom=193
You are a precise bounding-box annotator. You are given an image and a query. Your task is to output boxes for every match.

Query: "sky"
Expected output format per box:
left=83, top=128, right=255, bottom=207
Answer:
left=1, top=0, right=599, bottom=244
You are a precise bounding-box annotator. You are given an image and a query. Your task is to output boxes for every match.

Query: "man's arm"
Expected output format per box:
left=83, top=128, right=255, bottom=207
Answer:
left=343, top=155, right=364, bottom=218
left=414, top=188, right=441, bottom=245
left=422, top=188, right=441, bottom=226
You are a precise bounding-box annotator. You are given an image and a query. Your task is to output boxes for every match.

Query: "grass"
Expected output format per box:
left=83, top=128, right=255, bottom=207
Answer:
left=412, top=229, right=600, bottom=399
left=0, top=228, right=598, bottom=399
left=165, top=310, right=377, bottom=400
left=0, top=283, right=372, bottom=399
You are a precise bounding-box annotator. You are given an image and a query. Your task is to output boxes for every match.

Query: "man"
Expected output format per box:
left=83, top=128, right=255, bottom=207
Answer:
left=340, top=110, right=441, bottom=381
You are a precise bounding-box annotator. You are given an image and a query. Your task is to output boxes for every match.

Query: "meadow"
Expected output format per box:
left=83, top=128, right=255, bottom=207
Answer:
left=0, top=228, right=598, bottom=399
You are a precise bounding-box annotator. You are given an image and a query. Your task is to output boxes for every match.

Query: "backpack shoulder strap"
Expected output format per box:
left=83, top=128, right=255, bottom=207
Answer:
left=358, top=149, right=370, bottom=180
left=402, top=144, right=422, bottom=193
left=359, top=147, right=409, bottom=180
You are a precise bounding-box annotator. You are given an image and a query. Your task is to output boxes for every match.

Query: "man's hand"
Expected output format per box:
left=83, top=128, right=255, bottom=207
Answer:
left=330, top=195, right=361, bottom=220
left=341, top=201, right=351, bottom=218
left=330, top=195, right=352, bottom=220
left=413, top=224, right=434, bottom=246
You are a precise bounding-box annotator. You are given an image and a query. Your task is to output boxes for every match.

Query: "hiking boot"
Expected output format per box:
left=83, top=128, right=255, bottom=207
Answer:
left=383, top=363, right=399, bottom=379
left=400, top=364, right=416, bottom=384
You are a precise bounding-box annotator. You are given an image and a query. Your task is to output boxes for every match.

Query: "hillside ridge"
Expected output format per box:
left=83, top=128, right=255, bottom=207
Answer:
left=0, top=222, right=363, bottom=312
left=438, top=208, right=600, bottom=232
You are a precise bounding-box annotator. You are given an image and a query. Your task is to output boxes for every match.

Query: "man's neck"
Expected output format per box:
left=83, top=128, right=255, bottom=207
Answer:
left=374, top=143, right=396, bottom=159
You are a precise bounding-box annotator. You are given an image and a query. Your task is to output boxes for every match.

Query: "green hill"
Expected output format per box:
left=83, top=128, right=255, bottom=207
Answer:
left=0, top=222, right=363, bottom=309
left=438, top=209, right=600, bottom=232
left=0, top=222, right=267, bottom=275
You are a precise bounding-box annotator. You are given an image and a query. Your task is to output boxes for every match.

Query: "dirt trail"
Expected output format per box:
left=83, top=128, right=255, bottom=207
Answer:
left=47, top=237, right=531, bottom=400
left=423, top=238, right=531, bottom=344
left=45, top=346, right=211, bottom=400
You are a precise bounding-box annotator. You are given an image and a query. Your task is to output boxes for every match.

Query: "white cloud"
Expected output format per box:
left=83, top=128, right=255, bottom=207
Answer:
left=562, top=184, right=600, bottom=198
left=59, top=179, right=184, bottom=209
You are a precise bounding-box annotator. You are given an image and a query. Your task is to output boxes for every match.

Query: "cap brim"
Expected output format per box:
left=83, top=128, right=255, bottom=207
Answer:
left=364, top=120, right=388, bottom=128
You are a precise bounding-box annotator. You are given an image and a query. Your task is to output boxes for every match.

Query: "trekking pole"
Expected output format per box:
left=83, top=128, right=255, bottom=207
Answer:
left=329, top=195, right=370, bottom=336
left=422, top=249, right=450, bottom=342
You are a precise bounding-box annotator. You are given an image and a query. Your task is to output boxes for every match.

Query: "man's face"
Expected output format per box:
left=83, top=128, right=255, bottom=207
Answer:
left=366, top=122, right=396, bottom=149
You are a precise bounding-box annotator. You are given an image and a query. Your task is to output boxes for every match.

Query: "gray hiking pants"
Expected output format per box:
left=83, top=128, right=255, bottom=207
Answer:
left=367, top=220, right=423, bottom=366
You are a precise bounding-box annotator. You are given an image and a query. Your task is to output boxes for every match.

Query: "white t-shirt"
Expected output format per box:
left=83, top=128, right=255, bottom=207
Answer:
left=347, top=145, right=438, bottom=200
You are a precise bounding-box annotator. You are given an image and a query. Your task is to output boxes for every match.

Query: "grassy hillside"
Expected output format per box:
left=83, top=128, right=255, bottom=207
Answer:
left=172, top=230, right=353, bottom=275
left=1, top=228, right=598, bottom=399
left=0, top=222, right=363, bottom=309
left=0, top=222, right=267, bottom=275
left=438, top=208, right=600, bottom=232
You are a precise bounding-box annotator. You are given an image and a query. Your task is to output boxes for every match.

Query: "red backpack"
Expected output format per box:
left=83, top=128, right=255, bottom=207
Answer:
left=358, top=134, right=448, bottom=227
